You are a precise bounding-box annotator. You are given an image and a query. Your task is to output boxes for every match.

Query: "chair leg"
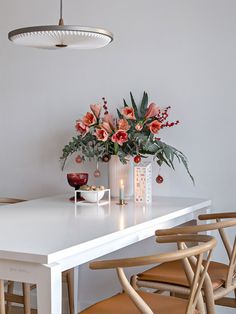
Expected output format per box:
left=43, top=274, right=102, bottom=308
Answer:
left=66, top=270, right=75, bottom=314
left=0, top=280, right=5, bottom=314
left=23, top=283, right=31, bottom=314
left=6, top=281, right=14, bottom=314
left=203, top=281, right=216, bottom=314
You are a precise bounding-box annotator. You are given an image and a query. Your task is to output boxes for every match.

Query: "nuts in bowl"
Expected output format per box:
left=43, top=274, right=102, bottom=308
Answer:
left=80, top=185, right=105, bottom=203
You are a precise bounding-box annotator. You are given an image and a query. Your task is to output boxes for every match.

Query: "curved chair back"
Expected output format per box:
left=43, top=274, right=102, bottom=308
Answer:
left=156, top=213, right=236, bottom=290
left=90, top=234, right=217, bottom=314
left=0, top=198, right=26, bottom=204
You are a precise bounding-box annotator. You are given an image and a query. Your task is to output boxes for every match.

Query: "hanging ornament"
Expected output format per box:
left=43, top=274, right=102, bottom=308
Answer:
left=102, top=154, right=111, bottom=162
left=75, top=155, right=82, bottom=163
left=156, top=175, right=164, bottom=184
left=94, top=162, right=101, bottom=178
left=134, top=155, right=141, bottom=164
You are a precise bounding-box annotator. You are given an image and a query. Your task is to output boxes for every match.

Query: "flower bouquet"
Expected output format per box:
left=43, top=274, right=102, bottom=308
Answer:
left=60, top=92, right=194, bottom=183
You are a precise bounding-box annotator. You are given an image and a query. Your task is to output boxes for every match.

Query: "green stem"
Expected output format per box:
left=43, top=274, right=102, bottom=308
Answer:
left=114, top=142, right=119, bottom=155
left=61, top=157, right=67, bottom=171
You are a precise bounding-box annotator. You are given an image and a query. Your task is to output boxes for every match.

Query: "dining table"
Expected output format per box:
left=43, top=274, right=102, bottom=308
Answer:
left=0, top=194, right=211, bottom=314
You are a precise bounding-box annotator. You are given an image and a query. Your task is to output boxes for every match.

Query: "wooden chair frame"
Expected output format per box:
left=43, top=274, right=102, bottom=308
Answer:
left=88, top=234, right=216, bottom=314
left=133, top=213, right=236, bottom=314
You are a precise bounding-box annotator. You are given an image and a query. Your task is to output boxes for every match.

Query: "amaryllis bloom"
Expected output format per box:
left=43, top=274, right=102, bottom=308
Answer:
left=82, top=112, right=96, bottom=126
left=111, top=130, right=128, bottom=146
left=121, top=107, right=136, bottom=120
left=103, top=113, right=115, bottom=130
left=75, top=120, right=89, bottom=135
left=101, top=121, right=113, bottom=133
left=135, top=122, right=143, bottom=131
left=95, top=128, right=109, bottom=142
left=145, top=103, right=160, bottom=120
left=147, top=120, right=162, bottom=134
left=118, top=119, right=130, bottom=131
left=90, top=104, right=102, bottom=118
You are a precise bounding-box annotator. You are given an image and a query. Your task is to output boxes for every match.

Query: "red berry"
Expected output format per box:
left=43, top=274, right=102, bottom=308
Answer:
left=134, top=155, right=141, bottom=164
left=156, top=175, right=164, bottom=184
left=75, top=155, right=82, bottom=163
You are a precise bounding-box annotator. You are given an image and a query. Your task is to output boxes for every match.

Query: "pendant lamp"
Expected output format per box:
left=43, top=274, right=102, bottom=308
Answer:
left=8, top=0, right=113, bottom=49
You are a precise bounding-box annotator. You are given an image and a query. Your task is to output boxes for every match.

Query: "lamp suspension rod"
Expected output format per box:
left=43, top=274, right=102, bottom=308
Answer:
left=59, top=0, right=64, bottom=25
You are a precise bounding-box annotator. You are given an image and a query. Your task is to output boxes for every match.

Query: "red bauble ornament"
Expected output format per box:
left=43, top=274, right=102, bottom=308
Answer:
left=75, top=155, right=82, bottom=163
left=134, top=155, right=141, bottom=164
left=94, top=169, right=101, bottom=178
left=102, top=154, right=111, bottom=162
left=156, top=175, right=164, bottom=184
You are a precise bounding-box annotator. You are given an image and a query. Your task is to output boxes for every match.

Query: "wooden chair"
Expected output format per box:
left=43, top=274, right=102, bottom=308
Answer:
left=79, top=233, right=216, bottom=314
left=0, top=198, right=75, bottom=314
left=132, top=213, right=236, bottom=314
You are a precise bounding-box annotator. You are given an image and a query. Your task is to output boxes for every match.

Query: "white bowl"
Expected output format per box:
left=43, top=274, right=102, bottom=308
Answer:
left=80, top=190, right=105, bottom=203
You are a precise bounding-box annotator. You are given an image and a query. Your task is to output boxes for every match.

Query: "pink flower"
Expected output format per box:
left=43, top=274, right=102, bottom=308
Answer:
left=135, top=122, right=143, bottom=131
left=118, top=119, right=130, bottom=131
left=147, top=120, right=162, bottom=134
left=90, top=104, right=102, bottom=118
left=103, top=113, right=115, bottom=130
left=121, top=107, right=136, bottom=120
left=95, top=128, right=109, bottom=142
left=145, top=103, right=160, bottom=120
left=82, top=112, right=96, bottom=126
left=101, top=122, right=113, bottom=133
left=75, top=120, right=89, bottom=136
left=111, top=130, right=128, bottom=146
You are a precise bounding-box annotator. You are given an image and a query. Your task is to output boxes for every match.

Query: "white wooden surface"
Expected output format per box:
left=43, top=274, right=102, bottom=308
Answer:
left=0, top=194, right=211, bottom=314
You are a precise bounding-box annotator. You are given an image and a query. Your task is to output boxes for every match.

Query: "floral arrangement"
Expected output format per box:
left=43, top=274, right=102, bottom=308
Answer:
left=60, top=92, right=193, bottom=183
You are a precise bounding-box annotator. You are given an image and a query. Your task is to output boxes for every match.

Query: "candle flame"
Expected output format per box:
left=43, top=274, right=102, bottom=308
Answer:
left=120, top=179, right=124, bottom=186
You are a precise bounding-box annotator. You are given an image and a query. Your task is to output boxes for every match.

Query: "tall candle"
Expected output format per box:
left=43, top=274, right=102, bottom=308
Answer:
left=119, top=179, right=124, bottom=202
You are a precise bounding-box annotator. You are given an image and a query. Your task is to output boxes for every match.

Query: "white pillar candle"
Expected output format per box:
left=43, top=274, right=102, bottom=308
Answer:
left=119, top=179, right=125, bottom=202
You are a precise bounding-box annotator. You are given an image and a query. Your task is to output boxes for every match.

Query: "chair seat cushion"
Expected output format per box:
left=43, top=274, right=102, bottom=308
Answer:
left=80, top=291, right=198, bottom=314
left=137, top=260, right=230, bottom=290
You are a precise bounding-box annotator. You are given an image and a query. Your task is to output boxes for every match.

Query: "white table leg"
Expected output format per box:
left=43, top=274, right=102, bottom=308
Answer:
left=73, top=266, right=79, bottom=314
left=37, top=263, right=62, bottom=314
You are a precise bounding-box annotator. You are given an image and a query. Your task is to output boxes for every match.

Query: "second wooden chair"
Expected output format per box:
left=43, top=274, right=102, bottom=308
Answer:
left=132, top=212, right=236, bottom=314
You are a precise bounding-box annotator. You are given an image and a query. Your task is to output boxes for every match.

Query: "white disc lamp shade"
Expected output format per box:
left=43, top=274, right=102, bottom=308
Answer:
left=8, top=1, right=113, bottom=50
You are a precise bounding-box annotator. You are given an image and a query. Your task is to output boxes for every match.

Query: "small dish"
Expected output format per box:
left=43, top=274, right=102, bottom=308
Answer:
left=80, top=190, right=105, bottom=203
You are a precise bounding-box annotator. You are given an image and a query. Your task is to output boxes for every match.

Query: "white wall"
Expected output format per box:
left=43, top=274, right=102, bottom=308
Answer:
left=1, top=1, right=236, bottom=313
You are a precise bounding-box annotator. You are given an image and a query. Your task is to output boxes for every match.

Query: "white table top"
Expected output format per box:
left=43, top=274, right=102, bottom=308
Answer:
left=0, top=194, right=211, bottom=265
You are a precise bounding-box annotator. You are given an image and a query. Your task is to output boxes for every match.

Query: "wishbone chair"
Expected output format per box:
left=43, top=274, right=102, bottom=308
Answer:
left=132, top=213, right=236, bottom=314
left=79, top=234, right=216, bottom=314
left=0, top=198, right=75, bottom=314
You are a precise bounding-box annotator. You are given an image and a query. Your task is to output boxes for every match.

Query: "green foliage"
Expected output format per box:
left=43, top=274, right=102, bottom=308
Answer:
left=140, top=91, right=148, bottom=118
left=130, top=92, right=139, bottom=119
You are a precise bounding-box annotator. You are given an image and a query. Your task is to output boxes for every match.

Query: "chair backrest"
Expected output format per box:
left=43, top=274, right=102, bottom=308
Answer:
left=0, top=198, right=26, bottom=204
left=156, top=213, right=236, bottom=290
left=90, top=234, right=216, bottom=314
